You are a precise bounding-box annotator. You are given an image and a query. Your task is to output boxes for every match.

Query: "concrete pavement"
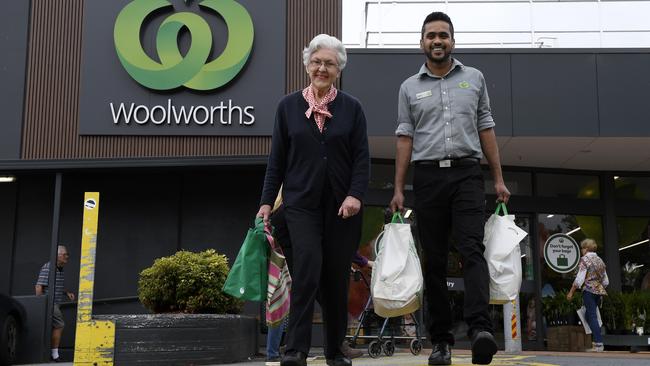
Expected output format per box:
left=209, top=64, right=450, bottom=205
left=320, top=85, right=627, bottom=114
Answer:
left=21, top=349, right=650, bottom=366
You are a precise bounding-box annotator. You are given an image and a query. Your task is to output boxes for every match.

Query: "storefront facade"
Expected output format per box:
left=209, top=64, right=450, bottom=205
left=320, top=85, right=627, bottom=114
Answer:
left=1, top=0, right=649, bottom=355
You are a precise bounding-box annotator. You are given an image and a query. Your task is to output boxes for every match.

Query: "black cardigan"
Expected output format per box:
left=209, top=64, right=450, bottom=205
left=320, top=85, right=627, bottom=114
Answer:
left=260, top=90, right=370, bottom=209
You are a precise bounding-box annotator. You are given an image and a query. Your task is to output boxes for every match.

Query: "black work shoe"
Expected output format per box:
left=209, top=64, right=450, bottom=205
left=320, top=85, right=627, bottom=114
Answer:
left=470, top=331, right=497, bottom=365
left=326, top=356, right=352, bottom=366
left=281, top=351, right=307, bottom=366
left=428, top=342, right=451, bottom=365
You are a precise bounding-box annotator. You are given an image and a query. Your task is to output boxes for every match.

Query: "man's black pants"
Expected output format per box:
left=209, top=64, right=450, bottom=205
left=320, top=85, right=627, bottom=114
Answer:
left=283, top=189, right=361, bottom=358
left=413, top=162, right=492, bottom=345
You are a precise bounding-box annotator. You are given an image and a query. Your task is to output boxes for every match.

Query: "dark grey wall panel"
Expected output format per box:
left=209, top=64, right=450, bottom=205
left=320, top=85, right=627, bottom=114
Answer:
left=449, top=53, right=513, bottom=136
left=511, top=54, right=599, bottom=136
left=11, top=175, right=55, bottom=297
left=79, top=172, right=182, bottom=299
left=0, top=0, right=30, bottom=159
left=0, top=183, right=18, bottom=293
left=343, top=50, right=512, bottom=136
left=179, top=167, right=265, bottom=262
left=9, top=167, right=265, bottom=301
left=597, top=54, right=650, bottom=136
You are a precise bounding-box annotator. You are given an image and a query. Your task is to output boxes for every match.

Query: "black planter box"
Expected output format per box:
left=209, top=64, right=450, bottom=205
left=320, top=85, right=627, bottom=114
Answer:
left=95, top=314, right=257, bottom=365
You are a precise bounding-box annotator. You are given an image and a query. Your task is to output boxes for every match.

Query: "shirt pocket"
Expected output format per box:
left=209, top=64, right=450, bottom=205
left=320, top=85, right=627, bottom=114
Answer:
left=452, top=87, right=479, bottom=116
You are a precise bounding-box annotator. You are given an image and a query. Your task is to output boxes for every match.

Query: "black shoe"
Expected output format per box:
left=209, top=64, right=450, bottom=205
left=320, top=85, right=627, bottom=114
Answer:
left=281, top=351, right=307, bottom=366
left=470, top=331, right=497, bottom=365
left=428, top=342, right=451, bottom=365
left=51, top=357, right=63, bottom=363
left=326, top=356, right=352, bottom=366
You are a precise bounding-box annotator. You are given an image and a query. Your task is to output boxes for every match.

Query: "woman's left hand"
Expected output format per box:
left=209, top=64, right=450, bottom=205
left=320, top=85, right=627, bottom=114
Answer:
left=566, top=291, right=573, bottom=300
left=338, top=196, right=361, bottom=219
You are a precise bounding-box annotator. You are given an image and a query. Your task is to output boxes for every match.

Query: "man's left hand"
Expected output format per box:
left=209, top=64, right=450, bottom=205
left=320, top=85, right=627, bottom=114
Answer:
left=495, top=182, right=511, bottom=204
left=67, top=292, right=75, bottom=301
left=338, top=196, right=361, bottom=219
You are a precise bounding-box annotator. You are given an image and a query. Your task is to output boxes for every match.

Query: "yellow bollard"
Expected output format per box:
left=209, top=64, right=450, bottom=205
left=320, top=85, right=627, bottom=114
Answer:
left=73, top=193, right=115, bottom=365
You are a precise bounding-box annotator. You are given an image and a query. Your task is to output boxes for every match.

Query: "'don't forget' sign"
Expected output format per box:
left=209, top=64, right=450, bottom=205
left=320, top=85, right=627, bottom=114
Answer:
left=543, top=233, right=580, bottom=273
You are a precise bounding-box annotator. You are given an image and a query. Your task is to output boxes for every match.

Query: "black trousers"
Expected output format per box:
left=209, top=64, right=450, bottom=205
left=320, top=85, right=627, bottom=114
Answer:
left=283, top=186, right=361, bottom=358
left=413, top=163, right=491, bottom=345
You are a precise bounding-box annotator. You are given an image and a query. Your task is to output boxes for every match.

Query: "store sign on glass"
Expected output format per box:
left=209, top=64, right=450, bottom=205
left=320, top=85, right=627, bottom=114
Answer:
left=543, top=234, right=580, bottom=273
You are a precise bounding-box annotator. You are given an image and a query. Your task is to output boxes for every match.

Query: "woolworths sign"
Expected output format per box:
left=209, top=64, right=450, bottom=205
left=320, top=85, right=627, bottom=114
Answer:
left=79, top=0, right=285, bottom=136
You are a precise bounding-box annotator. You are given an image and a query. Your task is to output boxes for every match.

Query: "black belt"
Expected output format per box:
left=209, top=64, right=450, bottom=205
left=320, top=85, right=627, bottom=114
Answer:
left=414, top=157, right=479, bottom=168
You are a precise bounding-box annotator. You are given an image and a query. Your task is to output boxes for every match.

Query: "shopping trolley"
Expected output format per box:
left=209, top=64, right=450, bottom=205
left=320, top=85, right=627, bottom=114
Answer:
left=346, top=266, right=424, bottom=358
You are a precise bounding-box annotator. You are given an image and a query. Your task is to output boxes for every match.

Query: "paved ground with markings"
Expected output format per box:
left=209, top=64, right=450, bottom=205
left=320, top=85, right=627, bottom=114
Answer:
left=26, top=349, right=650, bottom=366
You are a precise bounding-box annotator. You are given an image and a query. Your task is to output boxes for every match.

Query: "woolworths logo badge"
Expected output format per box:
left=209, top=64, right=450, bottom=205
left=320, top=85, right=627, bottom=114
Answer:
left=114, top=0, right=254, bottom=91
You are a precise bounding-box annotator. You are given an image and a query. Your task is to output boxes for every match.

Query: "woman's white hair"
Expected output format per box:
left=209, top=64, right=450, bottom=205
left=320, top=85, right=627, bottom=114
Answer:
left=302, top=34, right=347, bottom=70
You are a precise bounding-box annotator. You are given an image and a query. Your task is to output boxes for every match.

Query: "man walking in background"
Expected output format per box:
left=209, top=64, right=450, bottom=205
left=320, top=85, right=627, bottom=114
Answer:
left=35, top=245, right=75, bottom=362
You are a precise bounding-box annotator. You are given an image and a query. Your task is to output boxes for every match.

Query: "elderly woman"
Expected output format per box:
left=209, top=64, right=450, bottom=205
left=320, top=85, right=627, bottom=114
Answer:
left=257, top=34, right=369, bottom=366
left=567, top=238, right=609, bottom=352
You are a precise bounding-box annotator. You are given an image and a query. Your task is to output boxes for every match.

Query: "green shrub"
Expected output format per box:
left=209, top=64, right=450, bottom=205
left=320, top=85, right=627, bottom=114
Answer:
left=138, top=249, right=242, bottom=314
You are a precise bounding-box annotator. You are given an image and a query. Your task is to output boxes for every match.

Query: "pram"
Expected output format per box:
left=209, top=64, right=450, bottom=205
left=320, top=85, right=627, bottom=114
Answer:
left=346, top=266, right=424, bottom=358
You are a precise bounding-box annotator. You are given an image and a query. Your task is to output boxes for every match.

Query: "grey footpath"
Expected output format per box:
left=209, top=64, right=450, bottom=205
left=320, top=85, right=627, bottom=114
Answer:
left=20, top=350, right=650, bottom=366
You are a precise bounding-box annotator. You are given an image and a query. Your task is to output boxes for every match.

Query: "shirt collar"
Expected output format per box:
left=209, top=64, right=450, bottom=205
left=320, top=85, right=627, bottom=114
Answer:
left=418, top=58, right=464, bottom=79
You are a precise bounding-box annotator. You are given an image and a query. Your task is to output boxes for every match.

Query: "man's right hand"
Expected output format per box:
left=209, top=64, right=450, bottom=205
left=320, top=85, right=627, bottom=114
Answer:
left=390, top=191, right=405, bottom=213
left=256, top=204, right=272, bottom=226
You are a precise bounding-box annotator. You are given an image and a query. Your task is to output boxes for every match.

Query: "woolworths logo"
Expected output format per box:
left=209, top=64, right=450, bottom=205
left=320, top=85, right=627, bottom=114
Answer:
left=114, top=0, right=254, bottom=91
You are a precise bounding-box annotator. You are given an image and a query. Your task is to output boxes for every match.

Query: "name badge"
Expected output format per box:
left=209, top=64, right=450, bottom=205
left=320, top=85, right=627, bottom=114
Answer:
left=416, top=90, right=432, bottom=99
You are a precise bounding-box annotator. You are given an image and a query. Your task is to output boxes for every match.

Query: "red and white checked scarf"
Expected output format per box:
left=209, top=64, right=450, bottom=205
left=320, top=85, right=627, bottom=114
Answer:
left=302, top=84, right=337, bottom=133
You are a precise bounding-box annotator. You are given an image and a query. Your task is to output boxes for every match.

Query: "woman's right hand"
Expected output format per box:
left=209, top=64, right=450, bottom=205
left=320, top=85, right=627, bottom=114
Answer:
left=257, top=204, right=272, bottom=226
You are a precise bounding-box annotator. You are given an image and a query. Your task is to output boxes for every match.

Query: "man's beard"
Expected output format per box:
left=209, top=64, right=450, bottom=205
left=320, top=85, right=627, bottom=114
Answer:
left=424, top=48, right=451, bottom=64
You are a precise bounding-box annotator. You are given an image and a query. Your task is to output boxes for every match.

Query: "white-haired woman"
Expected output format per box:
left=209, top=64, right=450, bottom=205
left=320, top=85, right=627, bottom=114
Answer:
left=567, top=238, right=609, bottom=352
left=258, top=34, right=369, bottom=366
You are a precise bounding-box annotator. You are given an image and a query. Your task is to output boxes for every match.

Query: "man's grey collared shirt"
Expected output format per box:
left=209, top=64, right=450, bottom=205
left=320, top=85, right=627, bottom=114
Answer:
left=395, top=59, right=495, bottom=162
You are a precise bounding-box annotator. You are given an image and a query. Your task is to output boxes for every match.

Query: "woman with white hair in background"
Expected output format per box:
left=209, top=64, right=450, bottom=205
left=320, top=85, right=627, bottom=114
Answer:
left=567, top=238, right=609, bottom=352
left=258, top=34, right=370, bottom=366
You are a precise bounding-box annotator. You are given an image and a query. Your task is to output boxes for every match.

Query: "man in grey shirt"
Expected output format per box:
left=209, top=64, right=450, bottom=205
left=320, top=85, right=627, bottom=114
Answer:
left=390, top=11, right=510, bottom=366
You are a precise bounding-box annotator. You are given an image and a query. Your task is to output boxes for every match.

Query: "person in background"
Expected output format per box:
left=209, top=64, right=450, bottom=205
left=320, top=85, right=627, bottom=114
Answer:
left=35, top=245, right=75, bottom=362
left=390, top=11, right=509, bottom=366
left=567, top=238, right=609, bottom=352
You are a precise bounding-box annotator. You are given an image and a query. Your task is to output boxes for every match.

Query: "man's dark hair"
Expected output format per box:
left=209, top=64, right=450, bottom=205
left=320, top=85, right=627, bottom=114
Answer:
left=421, top=12, right=454, bottom=40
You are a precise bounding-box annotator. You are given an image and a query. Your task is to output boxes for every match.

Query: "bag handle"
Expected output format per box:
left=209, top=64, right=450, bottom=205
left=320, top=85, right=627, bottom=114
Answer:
left=256, top=216, right=283, bottom=253
left=494, top=202, right=508, bottom=216
left=391, top=212, right=405, bottom=223
left=255, top=217, right=284, bottom=255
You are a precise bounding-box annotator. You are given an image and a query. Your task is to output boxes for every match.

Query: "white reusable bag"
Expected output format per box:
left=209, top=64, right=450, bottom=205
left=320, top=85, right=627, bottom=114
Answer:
left=576, top=306, right=603, bottom=334
left=371, top=213, right=423, bottom=318
left=483, top=203, right=528, bottom=304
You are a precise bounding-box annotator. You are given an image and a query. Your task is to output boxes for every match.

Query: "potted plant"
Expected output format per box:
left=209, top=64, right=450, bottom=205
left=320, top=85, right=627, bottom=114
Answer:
left=543, top=291, right=590, bottom=351
left=601, top=292, right=626, bottom=334
left=96, top=249, right=256, bottom=365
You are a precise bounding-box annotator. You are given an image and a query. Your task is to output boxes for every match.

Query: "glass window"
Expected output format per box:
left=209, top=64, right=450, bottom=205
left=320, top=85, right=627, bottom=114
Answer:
left=538, top=214, right=603, bottom=333
left=614, top=176, right=650, bottom=201
left=617, top=217, right=650, bottom=292
left=516, top=216, right=534, bottom=281
left=536, top=173, right=600, bottom=199
left=483, top=170, right=532, bottom=196
left=368, top=163, right=413, bottom=191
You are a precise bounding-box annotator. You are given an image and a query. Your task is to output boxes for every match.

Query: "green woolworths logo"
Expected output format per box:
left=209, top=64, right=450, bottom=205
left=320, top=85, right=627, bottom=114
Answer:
left=114, top=0, right=254, bottom=91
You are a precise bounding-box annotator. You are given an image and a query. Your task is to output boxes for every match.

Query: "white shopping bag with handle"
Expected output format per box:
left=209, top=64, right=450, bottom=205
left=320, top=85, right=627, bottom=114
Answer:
left=371, top=213, right=423, bottom=318
left=484, top=203, right=528, bottom=304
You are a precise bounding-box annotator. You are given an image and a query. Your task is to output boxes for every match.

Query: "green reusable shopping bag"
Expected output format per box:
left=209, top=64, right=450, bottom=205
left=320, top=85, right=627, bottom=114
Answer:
left=223, top=217, right=270, bottom=301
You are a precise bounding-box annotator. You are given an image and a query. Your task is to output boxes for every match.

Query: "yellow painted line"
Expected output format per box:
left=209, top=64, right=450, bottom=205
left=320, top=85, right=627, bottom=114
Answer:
left=74, top=193, right=115, bottom=365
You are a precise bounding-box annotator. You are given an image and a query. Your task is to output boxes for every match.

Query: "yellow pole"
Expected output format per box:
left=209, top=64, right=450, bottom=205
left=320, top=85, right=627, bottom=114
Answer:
left=73, top=193, right=115, bottom=365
